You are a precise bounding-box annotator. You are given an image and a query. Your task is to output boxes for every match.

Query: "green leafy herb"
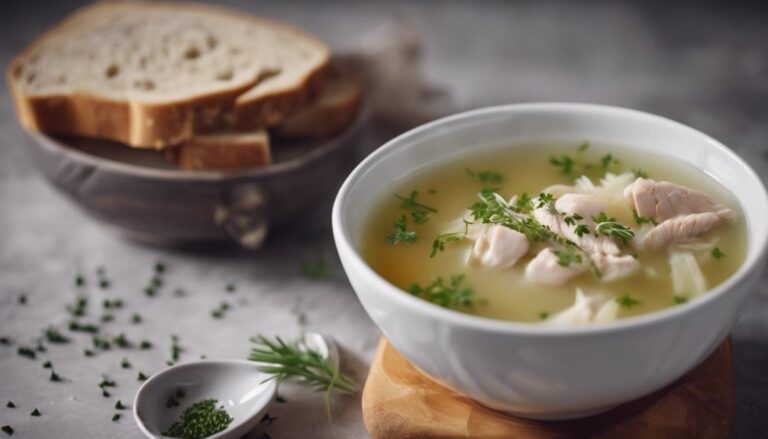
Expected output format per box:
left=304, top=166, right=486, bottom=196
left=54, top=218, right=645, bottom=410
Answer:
left=577, top=142, right=590, bottom=152
left=75, top=275, right=85, bottom=287
left=408, top=275, right=479, bottom=309
left=30, top=409, right=41, bottom=417
left=150, top=276, right=163, bottom=288
left=17, top=347, right=36, bottom=360
left=99, top=279, right=110, bottom=289
left=100, top=314, right=114, bottom=323
left=711, top=247, right=726, bottom=259
left=17, top=295, right=27, bottom=305
left=155, top=262, right=166, bottom=273
left=121, top=358, right=131, bottom=369
left=2, top=425, right=13, bottom=436
left=102, top=299, right=123, bottom=309
left=385, top=215, right=418, bottom=244
left=35, top=341, right=45, bottom=353
left=536, top=193, right=555, bottom=209
left=632, top=209, right=658, bottom=226
left=470, top=191, right=554, bottom=242
left=593, top=212, right=634, bottom=245
left=430, top=220, right=470, bottom=258
left=84, top=349, right=94, bottom=357
left=137, top=371, right=148, bottom=381
left=144, top=287, right=157, bottom=297
left=102, top=389, right=111, bottom=398
left=563, top=213, right=583, bottom=226
left=44, top=327, right=70, bottom=344
left=6, top=402, right=14, bottom=408
left=552, top=247, right=583, bottom=267
left=513, top=192, right=534, bottom=214
left=600, top=154, right=619, bottom=169
left=549, top=155, right=575, bottom=174
left=99, top=377, right=117, bottom=388
left=140, top=340, right=152, bottom=350
left=0, top=337, right=11, bottom=346
left=395, top=191, right=437, bottom=214
left=164, top=399, right=233, bottom=439
left=248, top=335, right=357, bottom=417
left=131, top=313, right=142, bottom=324
left=112, top=333, right=131, bottom=348
left=673, top=295, right=688, bottom=305
left=115, top=400, right=126, bottom=410
left=69, top=321, right=99, bottom=334
left=67, top=297, right=88, bottom=317
left=632, top=168, right=649, bottom=179
left=170, top=335, right=182, bottom=364
left=539, top=311, right=550, bottom=320
left=211, top=302, right=230, bottom=319
left=50, top=371, right=63, bottom=382
left=92, top=336, right=111, bottom=350
left=42, top=361, right=52, bottom=369
left=112, top=414, right=120, bottom=422
left=466, top=169, right=503, bottom=184
left=616, top=294, right=641, bottom=309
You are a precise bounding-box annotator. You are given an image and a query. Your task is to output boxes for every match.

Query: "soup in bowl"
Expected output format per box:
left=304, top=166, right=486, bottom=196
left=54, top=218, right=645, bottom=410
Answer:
left=332, top=103, right=768, bottom=419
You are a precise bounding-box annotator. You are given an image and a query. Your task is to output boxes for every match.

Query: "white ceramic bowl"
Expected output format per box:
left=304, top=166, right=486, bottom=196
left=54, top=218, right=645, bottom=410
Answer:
left=332, top=103, right=768, bottom=419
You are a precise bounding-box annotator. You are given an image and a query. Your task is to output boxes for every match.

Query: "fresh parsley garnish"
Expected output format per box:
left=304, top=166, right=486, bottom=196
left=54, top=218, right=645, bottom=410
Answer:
left=385, top=215, right=418, bottom=244
left=600, top=154, right=619, bottom=169
left=593, top=212, right=634, bottom=245
left=539, top=311, right=550, bottom=320
left=513, top=192, right=534, bottom=214
left=673, top=295, right=688, bottom=305
left=549, top=155, right=575, bottom=174
left=394, top=190, right=437, bottom=225
left=632, top=168, right=649, bottom=179
left=30, top=409, right=41, bottom=417
left=711, top=247, right=726, bottom=259
left=552, top=247, right=583, bottom=267
left=466, top=169, right=503, bottom=184
left=616, top=294, right=641, bottom=309
left=2, top=425, right=13, bottom=436
left=137, top=371, right=148, bottom=381
left=408, top=275, right=479, bottom=309
left=17, top=347, right=36, bottom=360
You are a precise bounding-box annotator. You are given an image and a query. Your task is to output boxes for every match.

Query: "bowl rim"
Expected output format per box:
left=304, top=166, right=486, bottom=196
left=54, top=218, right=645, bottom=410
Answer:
left=27, top=106, right=367, bottom=182
left=332, top=102, right=768, bottom=336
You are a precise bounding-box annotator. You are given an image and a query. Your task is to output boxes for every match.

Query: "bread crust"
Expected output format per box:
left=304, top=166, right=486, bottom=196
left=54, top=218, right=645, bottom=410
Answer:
left=7, top=1, right=330, bottom=149
left=273, top=68, right=363, bottom=140
left=168, top=131, right=272, bottom=171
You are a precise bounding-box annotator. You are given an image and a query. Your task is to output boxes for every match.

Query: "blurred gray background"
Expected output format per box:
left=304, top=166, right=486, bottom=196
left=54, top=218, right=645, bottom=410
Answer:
left=1, top=1, right=767, bottom=438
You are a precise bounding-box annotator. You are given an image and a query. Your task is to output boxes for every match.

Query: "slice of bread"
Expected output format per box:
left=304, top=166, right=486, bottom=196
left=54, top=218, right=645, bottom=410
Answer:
left=169, top=131, right=271, bottom=171
left=8, top=1, right=329, bottom=149
left=273, top=67, right=363, bottom=139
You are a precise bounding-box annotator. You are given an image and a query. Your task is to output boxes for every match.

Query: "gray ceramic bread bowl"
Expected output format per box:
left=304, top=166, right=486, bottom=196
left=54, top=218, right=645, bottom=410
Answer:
left=23, top=113, right=365, bottom=249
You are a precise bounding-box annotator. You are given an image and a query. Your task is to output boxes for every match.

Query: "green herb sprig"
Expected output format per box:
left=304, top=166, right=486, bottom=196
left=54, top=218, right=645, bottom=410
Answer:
left=248, top=335, right=357, bottom=416
left=408, top=275, right=479, bottom=309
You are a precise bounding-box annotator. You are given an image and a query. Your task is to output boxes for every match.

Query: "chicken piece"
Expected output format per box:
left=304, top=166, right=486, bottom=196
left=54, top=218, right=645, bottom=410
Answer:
left=544, top=289, right=620, bottom=326
left=639, top=212, right=721, bottom=250
left=590, top=253, right=640, bottom=282
left=525, top=248, right=587, bottom=285
left=533, top=193, right=620, bottom=255
left=624, top=178, right=734, bottom=222
left=468, top=225, right=530, bottom=269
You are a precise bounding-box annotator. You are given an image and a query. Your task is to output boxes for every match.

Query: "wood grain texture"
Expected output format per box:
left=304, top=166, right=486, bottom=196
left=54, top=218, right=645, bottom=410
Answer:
left=363, top=338, right=733, bottom=439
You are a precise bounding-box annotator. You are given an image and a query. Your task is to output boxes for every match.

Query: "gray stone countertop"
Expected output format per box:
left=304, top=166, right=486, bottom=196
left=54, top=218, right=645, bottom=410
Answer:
left=1, top=1, right=767, bottom=437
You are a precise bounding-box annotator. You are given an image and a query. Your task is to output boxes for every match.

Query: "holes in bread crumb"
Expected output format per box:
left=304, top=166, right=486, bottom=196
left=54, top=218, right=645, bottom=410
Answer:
left=134, top=79, right=155, bottom=91
left=105, top=64, right=120, bottom=78
left=183, top=46, right=200, bottom=60
left=216, top=70, right=233, bottom=81
left=206, top=34, right=218, bottom=49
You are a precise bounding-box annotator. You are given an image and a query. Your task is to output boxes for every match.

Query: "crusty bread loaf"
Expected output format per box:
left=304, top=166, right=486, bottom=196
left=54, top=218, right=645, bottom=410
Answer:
left=7, top=1, right=329, bottom=149
left=169, top=130, right=271, bottom=171
left=273, top=66, right=362, bottom=139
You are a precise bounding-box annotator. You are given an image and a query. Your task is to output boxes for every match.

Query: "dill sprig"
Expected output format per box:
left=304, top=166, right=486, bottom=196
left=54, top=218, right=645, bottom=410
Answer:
left=466, top=169, right=503, bottom=184
left=249, top=335, right=357, bottom=417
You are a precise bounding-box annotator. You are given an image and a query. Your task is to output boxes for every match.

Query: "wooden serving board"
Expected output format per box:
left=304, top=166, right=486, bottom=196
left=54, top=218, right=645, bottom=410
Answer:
left=362, top=338, right=733, bottom=439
